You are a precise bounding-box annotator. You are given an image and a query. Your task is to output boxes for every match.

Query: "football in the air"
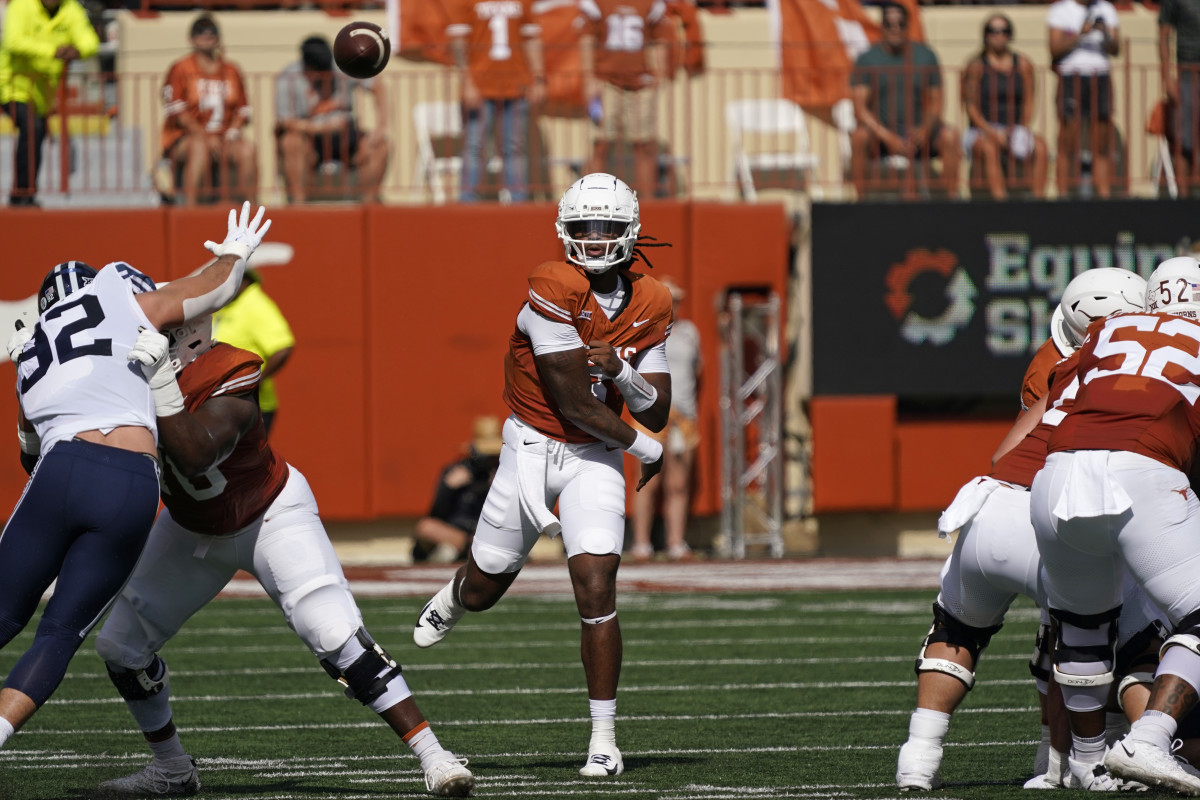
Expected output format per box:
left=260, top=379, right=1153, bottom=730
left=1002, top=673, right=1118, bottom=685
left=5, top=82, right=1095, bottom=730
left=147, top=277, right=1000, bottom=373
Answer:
left=333, top=21, right=391, bottom=80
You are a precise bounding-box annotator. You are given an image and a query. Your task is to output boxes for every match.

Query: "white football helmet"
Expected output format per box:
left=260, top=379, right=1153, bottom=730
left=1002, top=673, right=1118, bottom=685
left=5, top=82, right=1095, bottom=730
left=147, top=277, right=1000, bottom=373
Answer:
left=167, top=315, right=214, bottom=373
left=555, top=173, right=641, bottom=274
left=1146, top=257, right=1200, bottom=320
left=1052, top=268, right=1147, bottom=350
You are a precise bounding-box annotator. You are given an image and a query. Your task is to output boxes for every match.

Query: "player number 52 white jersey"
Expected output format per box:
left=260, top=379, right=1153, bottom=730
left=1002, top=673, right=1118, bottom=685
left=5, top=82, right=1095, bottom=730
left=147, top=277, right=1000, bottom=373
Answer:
left=17, top=266, right=158, bottom=453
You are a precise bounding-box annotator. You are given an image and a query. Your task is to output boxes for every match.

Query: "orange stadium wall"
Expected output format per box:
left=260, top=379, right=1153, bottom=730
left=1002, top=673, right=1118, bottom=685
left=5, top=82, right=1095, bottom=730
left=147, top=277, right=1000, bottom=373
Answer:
left=0, top=202, right=790, bottom=521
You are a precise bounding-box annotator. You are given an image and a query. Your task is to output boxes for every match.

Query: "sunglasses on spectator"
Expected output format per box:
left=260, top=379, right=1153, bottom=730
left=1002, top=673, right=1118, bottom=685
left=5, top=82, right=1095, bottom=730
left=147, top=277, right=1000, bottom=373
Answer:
left=986, top=26, right=1012, bottom=35
left=882, top=19, right=908, bottom=29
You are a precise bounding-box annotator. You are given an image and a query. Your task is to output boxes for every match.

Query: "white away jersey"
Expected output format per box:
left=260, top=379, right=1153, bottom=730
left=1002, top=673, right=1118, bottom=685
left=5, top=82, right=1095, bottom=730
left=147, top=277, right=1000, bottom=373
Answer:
left=16, top=265, right=158, bottom=452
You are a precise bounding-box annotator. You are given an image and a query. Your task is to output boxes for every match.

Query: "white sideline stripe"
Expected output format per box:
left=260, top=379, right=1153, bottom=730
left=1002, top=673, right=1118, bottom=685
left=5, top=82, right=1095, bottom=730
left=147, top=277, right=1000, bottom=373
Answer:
left=53, top=678, right=1041, bottom=707
left=14, top=707, right=1042, bottom=737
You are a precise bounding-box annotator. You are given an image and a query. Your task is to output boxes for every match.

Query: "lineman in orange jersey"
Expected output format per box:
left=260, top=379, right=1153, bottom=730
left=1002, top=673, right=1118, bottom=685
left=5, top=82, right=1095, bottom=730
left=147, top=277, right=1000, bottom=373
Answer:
left=93, top=320, right=474, bottom=797
left=414, top=173, right=671, bottom=778
left=896, top=268, right=1154, bottom=791
left=1032, top=257, right=1200, bottom=795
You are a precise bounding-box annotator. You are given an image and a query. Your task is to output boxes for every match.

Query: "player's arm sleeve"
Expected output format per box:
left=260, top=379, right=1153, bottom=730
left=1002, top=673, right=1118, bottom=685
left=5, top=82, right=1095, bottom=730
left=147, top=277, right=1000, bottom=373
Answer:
left=518, top=303, right=584, bottom=355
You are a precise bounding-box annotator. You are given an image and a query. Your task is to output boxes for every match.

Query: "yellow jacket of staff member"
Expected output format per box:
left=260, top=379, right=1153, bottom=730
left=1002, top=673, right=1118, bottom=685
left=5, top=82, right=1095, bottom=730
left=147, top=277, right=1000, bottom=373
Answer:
left=0, top=0, right=99, bottom=114
left=213, top=281, right=295, bottom=415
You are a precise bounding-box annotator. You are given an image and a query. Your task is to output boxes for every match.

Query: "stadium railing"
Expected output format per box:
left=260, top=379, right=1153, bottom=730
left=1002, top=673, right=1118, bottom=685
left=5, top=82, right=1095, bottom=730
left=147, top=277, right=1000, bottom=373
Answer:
left=0, top=56, right=1181, bottom=207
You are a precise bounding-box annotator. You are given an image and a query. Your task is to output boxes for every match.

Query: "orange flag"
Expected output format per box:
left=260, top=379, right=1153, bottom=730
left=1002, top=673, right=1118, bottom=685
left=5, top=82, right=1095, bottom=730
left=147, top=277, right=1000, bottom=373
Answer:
left=775, top=0, right=923, bottom=112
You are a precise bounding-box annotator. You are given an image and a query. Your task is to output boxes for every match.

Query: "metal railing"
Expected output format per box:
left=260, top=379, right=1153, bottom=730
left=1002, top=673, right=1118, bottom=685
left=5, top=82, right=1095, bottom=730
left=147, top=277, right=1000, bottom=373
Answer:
left=0, top=58, right=1185, bottom=207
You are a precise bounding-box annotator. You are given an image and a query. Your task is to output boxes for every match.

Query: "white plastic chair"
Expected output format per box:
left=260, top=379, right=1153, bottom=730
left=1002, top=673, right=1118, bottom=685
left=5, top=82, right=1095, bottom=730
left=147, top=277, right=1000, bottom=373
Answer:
left=724, top=98, right=821, bottom=201
left=411, top=101, right=462, bottom=204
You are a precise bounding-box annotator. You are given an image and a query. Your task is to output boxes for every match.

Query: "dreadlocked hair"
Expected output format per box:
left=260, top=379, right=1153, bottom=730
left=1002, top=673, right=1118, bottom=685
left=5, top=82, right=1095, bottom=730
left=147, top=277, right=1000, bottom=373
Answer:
left=631, top=236, right=672, bottom=270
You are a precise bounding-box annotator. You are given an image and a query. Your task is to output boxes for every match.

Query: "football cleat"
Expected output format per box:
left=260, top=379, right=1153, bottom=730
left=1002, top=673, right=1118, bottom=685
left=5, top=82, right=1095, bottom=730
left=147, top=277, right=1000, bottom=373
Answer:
left=1023, top=772, right=1065, bottom=790
left=580, top=743, right=623, bottom=777
left=896, top=738, right=943, bottom=791
left=1069, top=756, right=1147, bottom=792
left=98, top=756, right=200, bottom=796
left=1105, top=737, right=1199, bottom=794
left=424, top=753, right=474, bottom=797
left=414, top=582, right=465, bottom=649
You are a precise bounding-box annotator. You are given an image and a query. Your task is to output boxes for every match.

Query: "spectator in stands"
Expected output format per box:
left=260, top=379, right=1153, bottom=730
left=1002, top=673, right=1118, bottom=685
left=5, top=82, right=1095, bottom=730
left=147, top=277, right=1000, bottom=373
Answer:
left=275, top=36, right=390, bottom=204
left=159, top=15, right=257, bottom=206
left=630, top=277, right=701, bottom=563
left=446, top=0, right=545, bottom=203
left=579, top=0, right=673, bottom=199
left=962, top=14, right=1048, bottom=200
left=849, top=2, right=960, bottom=200
left=1160, top=0, right=1200, bottom=196
left=412, top=416, right=503, bottom=564
left=1047, top=0, right=1120, bottom=199
left=212, top=270, right=294, bottom=436
left=0, top=0, right=99, bottom=207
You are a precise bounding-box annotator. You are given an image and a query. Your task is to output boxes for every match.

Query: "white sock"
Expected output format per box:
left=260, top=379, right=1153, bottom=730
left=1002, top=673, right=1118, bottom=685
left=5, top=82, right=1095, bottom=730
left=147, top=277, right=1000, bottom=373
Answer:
left=404, top=722, right=449, bottom=771
left=908, top=707, right=950, bottom=745
left=589, top=698, right=617, bottom=748
left=0, top=717, right=13, bottom=749
left=1047, top=747, right=1068, bottom=783
left=149, top=732, right=187, bottom=764
left=1072, top=732, right=1107, bottom=765
left=1129, top=709, right=1177, bottom=752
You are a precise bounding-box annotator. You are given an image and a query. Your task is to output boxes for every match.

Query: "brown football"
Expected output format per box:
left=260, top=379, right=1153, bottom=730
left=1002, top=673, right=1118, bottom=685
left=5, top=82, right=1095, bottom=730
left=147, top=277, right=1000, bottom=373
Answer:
left=333, top=21, right=391, bottom=80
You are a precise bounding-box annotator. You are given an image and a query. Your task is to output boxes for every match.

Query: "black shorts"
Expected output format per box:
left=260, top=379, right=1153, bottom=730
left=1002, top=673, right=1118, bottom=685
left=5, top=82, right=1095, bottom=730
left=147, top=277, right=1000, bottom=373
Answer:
left=310, top=126, right=361, bottom=164
left=1057, top=73, right=1113, bottom=122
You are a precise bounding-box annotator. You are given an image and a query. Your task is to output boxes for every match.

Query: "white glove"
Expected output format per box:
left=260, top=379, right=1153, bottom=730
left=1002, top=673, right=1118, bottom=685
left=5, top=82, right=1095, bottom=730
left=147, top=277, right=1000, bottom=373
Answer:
left=203, top=201, right=272, bottom=263
left=6, top=323, right=32, bottom=364
left=128, top=328, right=185, bottom=416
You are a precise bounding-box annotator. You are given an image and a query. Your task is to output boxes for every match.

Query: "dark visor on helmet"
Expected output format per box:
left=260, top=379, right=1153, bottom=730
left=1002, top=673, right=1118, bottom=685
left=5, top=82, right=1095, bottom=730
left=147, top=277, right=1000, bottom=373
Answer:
left=565, top=220, right=626, bottom=240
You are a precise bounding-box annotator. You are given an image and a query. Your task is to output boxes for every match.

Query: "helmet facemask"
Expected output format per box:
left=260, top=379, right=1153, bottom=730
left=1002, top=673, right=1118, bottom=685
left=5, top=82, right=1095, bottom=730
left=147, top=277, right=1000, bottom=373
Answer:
left=556, top=173, right=641, bottom=274
left=167, top=316, right=215, bottom=374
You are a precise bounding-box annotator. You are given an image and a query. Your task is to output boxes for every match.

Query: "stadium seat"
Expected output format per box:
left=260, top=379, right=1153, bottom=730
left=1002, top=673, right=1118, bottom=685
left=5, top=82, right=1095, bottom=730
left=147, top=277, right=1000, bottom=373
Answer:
left=724, top=97, right=820, bottom=201
left=412, top=100, right=463, bottom=205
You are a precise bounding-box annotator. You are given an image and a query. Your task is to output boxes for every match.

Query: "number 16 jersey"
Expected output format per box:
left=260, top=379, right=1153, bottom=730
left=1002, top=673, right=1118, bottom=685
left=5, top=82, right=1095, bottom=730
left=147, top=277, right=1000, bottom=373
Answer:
left=1048, top=311, right=1200, bottom=474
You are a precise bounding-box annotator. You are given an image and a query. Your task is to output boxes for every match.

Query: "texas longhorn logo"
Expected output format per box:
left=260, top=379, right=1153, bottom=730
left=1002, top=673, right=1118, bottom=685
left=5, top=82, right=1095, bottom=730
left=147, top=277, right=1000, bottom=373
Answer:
left=884, top=248, right=977, bottom=346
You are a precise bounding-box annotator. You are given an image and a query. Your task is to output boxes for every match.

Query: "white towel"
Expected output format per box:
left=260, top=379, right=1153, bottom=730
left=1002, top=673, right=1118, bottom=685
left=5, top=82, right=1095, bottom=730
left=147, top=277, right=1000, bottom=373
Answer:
left=1051, top=450, right=1133, bottom=521
left=513, top=428, right=563, bottom=538
left=938, top=477, right=1003, bottom=539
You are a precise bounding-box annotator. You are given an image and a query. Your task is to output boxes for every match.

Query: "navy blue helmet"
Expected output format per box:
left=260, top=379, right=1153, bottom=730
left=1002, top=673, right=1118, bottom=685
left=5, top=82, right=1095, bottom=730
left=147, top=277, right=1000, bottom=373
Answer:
left=39, top=261, right=97, bottom=313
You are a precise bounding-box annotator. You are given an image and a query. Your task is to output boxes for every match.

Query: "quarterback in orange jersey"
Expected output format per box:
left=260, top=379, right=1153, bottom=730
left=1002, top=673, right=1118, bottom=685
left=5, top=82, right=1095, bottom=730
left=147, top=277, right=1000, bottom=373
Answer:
left=159, top=15, right=258, bottom=206
left=1031, top=256, right=1200, bottom=795
left=414, top=173, right=671, bottom=778
left=92, top=320, right=474, bottom=798
left=896, top=269, right=1156, bottom=792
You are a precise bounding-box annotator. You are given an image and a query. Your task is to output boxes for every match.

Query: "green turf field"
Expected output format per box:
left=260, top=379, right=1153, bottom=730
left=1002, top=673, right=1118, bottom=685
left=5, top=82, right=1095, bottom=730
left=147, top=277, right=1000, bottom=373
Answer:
left=0, top=588, right=1047, bottom=799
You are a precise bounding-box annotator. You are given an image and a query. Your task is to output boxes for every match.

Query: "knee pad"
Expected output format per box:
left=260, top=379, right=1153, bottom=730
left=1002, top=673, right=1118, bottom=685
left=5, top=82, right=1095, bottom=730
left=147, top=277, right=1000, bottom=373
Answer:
left=105, top=655, right=168, bottom=702
left=1115, top=621, right=1162, bottom=714
left=1050, top=606, right=1119, bottom=711
left=287, top=578, right=361, bottom=656
left=472, top=538, right=526, bottom=575
left=1029, top=623, right=1052, bottom=694
left=319, top=628, right=404, bottom=706
left=1160, top=608, right=1200, bottom=661
left=914, top=603, right=1002, bottom=690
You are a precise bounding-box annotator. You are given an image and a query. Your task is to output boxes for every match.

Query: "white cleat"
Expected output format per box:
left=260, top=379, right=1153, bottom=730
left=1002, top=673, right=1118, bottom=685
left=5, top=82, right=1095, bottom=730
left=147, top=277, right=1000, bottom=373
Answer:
left=580, top=743, right=624, bottom=777
left=1023, top=772, right=1064, bottom=789
left=1069, top=756, right=1148, bottom=792
left=414, top=582, right=466, bottom=649
left=896, top=738, right=943, bottom=791
left=424, top=753, right=474, bottom=797
left=1105, top=738, right=1200, bottom=795
left=98, top=756, right=200, bottom=796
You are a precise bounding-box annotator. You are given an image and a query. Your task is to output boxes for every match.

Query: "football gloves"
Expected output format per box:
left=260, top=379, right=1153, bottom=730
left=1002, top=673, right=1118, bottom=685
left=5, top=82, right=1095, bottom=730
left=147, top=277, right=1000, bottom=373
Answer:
left=128, top=328, right=185, bottom=417
left=204, top=201, right=272, bottom=263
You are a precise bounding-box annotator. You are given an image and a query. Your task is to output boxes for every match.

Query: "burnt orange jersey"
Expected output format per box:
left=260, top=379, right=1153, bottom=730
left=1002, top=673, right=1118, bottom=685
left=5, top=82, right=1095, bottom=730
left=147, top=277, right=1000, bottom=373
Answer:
left=1021, top=336, right=1070, bottom=411
left=447, top=0, right=541, bottom=100
left=579, top=0, right=672, bottom=90
left=503, top=261, right=673, bottom=443
left=159, top=343, right=288, bottom=535
left=991, top=351, right=1082, bottom=487
left=160, top=54, right=251, bottom=154
left=1048, top=312, right=1200, bottom=474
